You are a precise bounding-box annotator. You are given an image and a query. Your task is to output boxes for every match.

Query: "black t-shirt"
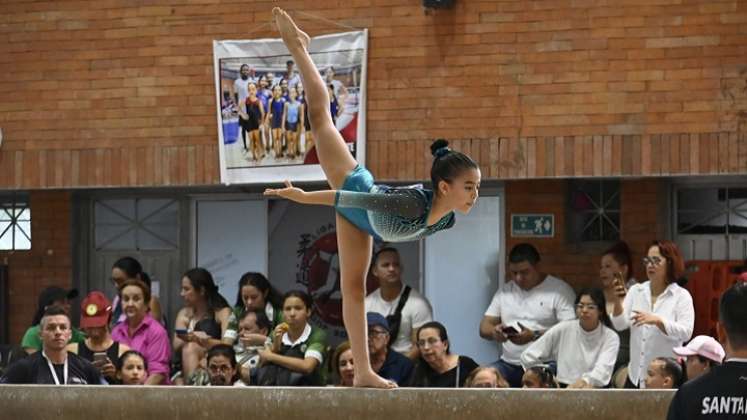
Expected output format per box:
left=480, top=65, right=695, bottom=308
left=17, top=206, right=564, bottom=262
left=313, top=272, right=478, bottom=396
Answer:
left=378, top=349, right=414, bottom=386
left=667, top=361, right=747, bottom=420
left=0, top=351, right=104, bottom=385
left=408, top=355, right=479, bottom=388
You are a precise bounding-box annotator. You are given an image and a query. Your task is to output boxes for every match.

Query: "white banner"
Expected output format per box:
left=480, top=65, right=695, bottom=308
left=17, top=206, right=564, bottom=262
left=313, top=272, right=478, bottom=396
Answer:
left=213, top=30, right=368, bottom=185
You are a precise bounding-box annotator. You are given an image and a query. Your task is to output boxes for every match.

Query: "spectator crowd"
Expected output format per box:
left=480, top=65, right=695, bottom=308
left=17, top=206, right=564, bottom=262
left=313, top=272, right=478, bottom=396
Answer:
left=2, top=239, right=745, bottom=410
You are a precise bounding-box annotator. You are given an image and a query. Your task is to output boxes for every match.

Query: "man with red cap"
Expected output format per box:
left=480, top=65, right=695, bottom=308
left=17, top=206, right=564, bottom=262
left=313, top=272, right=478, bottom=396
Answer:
left=67, top=291, right=130, bottom=383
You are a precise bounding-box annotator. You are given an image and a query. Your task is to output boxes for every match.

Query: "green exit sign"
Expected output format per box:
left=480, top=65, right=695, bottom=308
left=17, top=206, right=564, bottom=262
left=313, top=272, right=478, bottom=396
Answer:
left=511, top=214, right=554, bottom=238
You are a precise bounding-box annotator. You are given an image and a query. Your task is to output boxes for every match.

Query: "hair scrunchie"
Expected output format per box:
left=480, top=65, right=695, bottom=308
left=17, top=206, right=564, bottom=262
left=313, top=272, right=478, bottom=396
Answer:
left=434, top=146, right=451, bottom=159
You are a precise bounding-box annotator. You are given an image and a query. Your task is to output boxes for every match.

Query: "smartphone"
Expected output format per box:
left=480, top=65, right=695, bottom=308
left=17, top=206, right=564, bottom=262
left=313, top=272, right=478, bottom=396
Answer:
left=502, top=326, right=519, bottom=337
left=93, top=352, right=108, bottom=367
left=175, top=328, right=189, bottom=336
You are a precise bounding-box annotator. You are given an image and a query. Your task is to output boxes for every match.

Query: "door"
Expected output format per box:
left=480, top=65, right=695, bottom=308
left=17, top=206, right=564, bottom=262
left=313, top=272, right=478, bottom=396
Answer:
left=77, top=195, right=189, bottom=329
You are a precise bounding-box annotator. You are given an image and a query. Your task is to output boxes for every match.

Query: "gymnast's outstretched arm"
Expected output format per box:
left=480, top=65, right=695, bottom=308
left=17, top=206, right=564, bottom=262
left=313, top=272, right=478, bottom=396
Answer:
left=264, top=182, right=424, bottom=217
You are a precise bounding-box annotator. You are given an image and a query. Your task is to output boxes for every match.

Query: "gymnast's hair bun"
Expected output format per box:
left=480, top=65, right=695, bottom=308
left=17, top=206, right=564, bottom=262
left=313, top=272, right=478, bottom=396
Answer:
left=430, top=139, right=450, bottom=158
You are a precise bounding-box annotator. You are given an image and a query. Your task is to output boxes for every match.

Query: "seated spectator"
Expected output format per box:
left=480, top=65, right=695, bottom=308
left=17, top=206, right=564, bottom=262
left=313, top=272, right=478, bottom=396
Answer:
left=480, top=243, right=576, bottom=387
left=672, top=335, right=725, bottom=382
left=207, top=344, right=246, bottom=386
left=111, top=279, right=171, bottom=385
left=331, top=341, right=355, bottom=387
left=1, top=306, right=103, bottom=385
left=521, top=288, right=620, bottom=388
left=366, top=248, right=433, bottom=359
left=644, top=356, right=684, bottom=389
left=465, top=366, right=509, bottom=388
left=223, top=272, right=284, bottom=348
left=173, top=268, right=232, bottom=383
left=67, top=291, right=130, bottom=383
left=599, top=241, right=636, bottom=381
left=408, top=321, right=479, bottom=388
left=21, top=286, right=85, bottom=354
left=0, top=344, right=26, bottom=378
left=233, top=309, right=272, bottom=384
left=521, top=365, right=559, bottom=388
left=366, top=312, right=413, bottom=386
left=116, top=350, right=148, bottom=385
left=256, top=290, right=327, bottom=386
left=110, top=257, right=162, bottom=325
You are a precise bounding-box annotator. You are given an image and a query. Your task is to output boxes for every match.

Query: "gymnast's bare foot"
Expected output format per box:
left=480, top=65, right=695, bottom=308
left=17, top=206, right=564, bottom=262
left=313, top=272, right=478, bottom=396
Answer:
left=273, top=7, right=310, bottom=52
left=354, top=369, right=398, bottom=389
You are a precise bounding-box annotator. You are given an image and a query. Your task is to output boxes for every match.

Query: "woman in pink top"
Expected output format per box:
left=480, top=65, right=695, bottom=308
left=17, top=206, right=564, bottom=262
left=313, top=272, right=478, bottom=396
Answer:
left=112, top=279, right=171, bottom=385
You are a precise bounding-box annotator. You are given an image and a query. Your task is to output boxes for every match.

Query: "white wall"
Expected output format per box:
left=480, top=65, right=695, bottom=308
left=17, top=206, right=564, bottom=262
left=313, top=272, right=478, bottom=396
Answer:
left=194, top=199, right=268, bottom=306
left=424, top=194, right=503, bottom=365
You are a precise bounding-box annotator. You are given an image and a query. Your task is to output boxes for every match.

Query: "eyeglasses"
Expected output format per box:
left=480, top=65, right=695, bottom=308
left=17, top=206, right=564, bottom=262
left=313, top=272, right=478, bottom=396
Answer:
left=575, top=303, right=598, bottom=311
left=368, top=329, right=388, bottom=337
left=208, top=365, right=233, bottom=374
left=642, top=256, right=664, bottom=267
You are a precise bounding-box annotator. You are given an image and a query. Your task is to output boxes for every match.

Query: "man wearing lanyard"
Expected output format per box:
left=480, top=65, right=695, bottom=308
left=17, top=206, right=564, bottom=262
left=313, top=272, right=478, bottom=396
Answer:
left=1, top=306, right=103, bottom=385
left=667, top=281, right=747, bottom=419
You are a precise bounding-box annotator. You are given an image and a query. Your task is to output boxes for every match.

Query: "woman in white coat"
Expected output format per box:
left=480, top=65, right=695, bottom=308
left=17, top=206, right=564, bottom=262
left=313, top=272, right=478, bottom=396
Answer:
left=521, top=288, right=620, bottom=388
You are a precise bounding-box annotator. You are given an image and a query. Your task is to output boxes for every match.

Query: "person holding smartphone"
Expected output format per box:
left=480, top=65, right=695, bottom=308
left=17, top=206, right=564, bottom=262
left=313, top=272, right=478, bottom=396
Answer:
left=67, top=291, right=130, bottom=383
left=479, top=243, right=577, bottom=387
left=609, top=240, right=694, bottom=389
left=599, top=241, right=638, bottom=386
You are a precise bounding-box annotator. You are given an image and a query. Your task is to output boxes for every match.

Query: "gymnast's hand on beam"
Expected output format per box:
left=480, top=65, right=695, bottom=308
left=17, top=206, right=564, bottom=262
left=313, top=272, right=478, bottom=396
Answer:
left=264, top=180, right=307, bottom=203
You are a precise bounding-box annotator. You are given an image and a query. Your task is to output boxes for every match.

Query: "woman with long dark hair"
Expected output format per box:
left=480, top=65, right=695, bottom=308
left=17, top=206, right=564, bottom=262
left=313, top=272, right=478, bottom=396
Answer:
left=222, top=272, right=283, bottom=348
left=521, top=288, right=620, bottom=388
left=172, top=267, right=232, bottom=382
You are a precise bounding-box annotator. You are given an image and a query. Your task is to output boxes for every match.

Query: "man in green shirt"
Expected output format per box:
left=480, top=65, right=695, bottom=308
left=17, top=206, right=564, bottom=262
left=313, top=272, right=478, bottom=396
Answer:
left=21, top=286, right=85, bottom=354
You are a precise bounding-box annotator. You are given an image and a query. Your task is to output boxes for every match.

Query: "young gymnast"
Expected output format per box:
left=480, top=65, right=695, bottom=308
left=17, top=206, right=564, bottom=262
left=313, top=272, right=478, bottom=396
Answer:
left=264, top=8, right=481, bottom=388
left=283, top=86, right=302, bottom=159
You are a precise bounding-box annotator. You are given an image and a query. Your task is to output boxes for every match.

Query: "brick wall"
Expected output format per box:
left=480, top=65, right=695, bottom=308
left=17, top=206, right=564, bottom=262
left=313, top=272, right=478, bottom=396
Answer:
left=505, top=178, right=665, bottom=291
left=1, top=191, right=73, bottom=344
left=1, top=1, right=746, bottom=188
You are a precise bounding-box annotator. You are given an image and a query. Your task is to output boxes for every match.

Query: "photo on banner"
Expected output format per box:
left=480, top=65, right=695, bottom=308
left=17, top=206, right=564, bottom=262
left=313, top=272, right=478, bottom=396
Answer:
left=213, top=30, right=368, bottom=184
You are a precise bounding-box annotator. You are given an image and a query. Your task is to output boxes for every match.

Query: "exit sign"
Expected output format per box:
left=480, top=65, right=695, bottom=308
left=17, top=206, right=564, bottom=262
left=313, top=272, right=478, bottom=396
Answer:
left=511, top=214, right=554, bottom=238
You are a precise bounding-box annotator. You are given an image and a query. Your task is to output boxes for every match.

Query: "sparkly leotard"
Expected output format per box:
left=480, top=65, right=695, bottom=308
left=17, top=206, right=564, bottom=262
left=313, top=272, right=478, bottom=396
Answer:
left=334, top=165, right=455, bottom=242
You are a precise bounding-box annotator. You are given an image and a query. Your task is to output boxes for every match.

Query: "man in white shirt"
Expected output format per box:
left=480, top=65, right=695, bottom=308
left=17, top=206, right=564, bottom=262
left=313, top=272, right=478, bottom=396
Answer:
left=365, top=247, right=433, bottom=359
left=479, top=243, right=576, bottom=387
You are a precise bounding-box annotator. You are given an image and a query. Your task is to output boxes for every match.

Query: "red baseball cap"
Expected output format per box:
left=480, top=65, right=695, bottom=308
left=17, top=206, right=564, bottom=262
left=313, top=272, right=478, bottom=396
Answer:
left=80, top=291, right=112, bottom=328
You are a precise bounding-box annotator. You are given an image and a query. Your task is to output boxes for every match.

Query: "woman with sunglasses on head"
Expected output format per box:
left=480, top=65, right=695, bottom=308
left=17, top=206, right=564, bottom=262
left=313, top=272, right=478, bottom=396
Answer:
left=608, top=240, right=694, bottom=388
left=521, top=288, right=620, bottom=388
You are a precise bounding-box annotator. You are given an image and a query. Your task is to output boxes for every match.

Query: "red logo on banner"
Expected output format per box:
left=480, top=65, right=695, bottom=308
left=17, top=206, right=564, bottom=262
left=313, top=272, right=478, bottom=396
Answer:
left=297, top=222, right=379, bottom=332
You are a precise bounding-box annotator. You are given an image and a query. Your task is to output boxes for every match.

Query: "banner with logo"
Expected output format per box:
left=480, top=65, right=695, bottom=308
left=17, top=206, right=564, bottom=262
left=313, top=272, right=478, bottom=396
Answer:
left=213, top=30, right=368, bottom=185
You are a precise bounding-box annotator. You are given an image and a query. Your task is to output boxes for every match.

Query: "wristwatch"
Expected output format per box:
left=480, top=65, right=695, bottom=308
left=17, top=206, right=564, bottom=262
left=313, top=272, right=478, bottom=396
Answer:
left=532, top=330, right=541, bottom=340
